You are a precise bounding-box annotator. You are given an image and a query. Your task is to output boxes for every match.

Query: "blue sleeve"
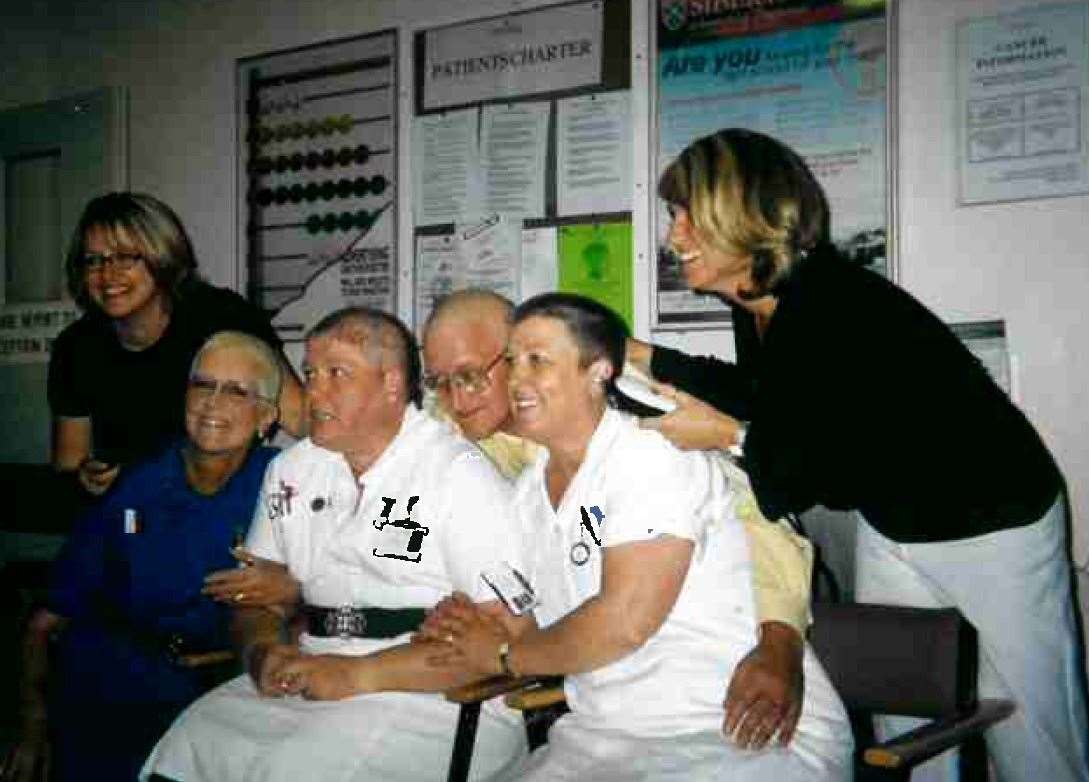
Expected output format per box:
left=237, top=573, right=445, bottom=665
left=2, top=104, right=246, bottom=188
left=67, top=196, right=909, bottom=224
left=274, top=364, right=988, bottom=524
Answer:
left=47, top=494, right=120, bottom=618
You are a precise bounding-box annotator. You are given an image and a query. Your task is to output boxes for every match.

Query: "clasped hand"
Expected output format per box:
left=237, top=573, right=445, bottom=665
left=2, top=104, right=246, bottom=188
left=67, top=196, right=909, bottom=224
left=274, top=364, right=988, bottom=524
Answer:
left=414, top=592, right=512, bottom=675
left=248, top=643, right=359, bottom=701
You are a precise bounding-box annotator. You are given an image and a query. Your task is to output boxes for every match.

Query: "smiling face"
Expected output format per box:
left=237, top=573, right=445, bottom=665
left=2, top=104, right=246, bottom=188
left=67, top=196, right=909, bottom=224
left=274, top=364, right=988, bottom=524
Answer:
left=81, top=224, right=166, bottom=322
left=666, top=205, right=754, bottom=303
left=185, top=346, right=276, bottom=458
left=506, top=315, right=605, bottom=451
left=302, top=333, right=398, bottom=455
left=423, top=316, right=512, bottom=441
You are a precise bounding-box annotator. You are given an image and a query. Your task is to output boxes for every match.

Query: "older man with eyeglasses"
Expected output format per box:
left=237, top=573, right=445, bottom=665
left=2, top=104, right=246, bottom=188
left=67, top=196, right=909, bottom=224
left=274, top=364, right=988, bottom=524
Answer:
left=421, top=288, right=818, bottom=751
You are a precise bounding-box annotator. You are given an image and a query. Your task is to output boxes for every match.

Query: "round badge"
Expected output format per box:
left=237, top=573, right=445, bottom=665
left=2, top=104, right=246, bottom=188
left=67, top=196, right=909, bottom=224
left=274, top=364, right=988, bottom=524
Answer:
left=569, top=541, right=591, bottom=566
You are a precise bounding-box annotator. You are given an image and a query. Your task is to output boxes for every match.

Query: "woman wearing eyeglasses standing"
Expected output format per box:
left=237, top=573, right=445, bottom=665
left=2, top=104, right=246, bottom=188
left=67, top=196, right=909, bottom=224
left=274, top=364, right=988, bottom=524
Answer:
left=48, top=192, right=304, bottom=495
left=5, top=332, right=281, bottom=782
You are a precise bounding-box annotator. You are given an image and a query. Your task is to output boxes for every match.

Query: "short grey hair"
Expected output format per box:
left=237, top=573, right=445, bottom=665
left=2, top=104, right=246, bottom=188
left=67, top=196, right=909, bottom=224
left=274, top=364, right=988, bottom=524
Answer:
left=307, top=307, right=422, bottom=407
left=190, top=331, right=283, bottom=402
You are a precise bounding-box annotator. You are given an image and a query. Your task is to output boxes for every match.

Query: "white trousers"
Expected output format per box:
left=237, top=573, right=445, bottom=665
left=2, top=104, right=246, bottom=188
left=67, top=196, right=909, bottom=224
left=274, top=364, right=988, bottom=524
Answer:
left=141, top=675, right=527, bottom=782
left=503, top=716, right=850, bottom=782
left=855, top=498, right=1089, bottom=782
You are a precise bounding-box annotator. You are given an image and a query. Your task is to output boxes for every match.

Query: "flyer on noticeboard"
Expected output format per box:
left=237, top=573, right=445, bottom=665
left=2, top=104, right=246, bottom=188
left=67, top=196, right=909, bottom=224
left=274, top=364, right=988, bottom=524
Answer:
left=654, top=0, right=889, bottom=329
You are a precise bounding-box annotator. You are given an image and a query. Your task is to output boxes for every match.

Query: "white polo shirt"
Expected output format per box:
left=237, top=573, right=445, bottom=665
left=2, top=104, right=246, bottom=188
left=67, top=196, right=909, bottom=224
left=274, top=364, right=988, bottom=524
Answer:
left=514, top=408, right=758, bottom=737
left=247, top=404, right=522, bottom=654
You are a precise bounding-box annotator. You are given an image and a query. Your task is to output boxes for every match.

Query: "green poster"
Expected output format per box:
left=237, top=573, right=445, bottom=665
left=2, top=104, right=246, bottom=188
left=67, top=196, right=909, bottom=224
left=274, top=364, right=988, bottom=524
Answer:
left=557, top=222, right=633, bottom=331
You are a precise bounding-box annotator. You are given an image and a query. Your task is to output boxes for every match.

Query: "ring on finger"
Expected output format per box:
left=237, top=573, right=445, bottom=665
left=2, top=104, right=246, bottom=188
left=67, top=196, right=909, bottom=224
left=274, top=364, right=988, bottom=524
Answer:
left=234, top=591, right=246, bottom=602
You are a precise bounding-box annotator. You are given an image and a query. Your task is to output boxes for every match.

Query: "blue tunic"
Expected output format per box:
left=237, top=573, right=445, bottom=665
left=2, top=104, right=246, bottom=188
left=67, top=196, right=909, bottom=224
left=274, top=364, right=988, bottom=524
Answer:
left=46, top=441, right=277, bottom=781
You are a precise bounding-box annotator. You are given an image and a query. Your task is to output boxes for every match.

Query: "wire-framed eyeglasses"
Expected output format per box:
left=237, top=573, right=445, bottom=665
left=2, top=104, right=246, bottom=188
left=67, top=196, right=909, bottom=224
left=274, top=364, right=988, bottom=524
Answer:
left=423, top=351, right=505, bottom=396
left=187, top=374, right=272, bottom=408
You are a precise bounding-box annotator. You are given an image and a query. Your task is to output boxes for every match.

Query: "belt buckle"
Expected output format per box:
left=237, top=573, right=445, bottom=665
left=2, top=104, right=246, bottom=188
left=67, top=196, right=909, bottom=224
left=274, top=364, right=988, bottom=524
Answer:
left=326, top=604, right=365, bottom=639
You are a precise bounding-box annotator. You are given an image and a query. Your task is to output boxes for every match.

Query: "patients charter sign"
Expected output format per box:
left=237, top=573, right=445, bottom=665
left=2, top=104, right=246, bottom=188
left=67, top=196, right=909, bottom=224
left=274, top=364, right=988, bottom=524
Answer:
left=422, top=1, right=604, bottom=111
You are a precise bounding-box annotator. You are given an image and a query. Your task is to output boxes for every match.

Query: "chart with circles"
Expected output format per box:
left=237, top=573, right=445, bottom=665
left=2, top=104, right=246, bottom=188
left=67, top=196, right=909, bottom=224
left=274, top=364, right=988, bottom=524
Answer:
left=238, top=30, right=397, bottom=344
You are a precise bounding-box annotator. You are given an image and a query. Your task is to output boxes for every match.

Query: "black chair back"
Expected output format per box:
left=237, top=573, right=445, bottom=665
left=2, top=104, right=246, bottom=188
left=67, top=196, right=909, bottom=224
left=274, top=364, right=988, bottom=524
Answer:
left=809, top=602, right=978, bottom=718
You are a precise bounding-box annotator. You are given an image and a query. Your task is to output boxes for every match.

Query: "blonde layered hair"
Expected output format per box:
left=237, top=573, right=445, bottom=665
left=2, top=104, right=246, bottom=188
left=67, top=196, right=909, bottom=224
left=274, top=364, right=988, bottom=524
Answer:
left=658, top=129, right=829, bottom=298
left=65, top=192, right=198, bottom=308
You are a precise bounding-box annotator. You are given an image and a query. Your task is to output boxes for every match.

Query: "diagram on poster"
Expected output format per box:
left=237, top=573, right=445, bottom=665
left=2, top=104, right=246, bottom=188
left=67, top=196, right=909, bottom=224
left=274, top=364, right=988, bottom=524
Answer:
left=238, top=30, right=398, bottom=343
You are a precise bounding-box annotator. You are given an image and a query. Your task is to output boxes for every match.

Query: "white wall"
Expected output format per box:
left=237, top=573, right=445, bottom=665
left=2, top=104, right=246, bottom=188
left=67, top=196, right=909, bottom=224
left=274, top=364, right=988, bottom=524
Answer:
left=3, top=0, right=1087, bottom=612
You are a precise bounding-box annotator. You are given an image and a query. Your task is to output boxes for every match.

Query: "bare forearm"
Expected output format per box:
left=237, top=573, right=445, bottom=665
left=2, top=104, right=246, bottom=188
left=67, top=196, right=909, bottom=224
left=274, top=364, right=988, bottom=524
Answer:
left=232, top=606, right=285, bottom=656
left=355, top=643, right=491, bottom=694
left=277, top=361, right=307, bottom=438
left=507, top=595, right=642, bottom=677
left=20, top=611, right=64, bottom=717
left=625, top=338, right=654, bottom=376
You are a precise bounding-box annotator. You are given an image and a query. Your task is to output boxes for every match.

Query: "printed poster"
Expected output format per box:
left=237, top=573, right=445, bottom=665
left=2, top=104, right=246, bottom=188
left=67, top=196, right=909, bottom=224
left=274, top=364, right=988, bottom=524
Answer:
left=655, top=0, right=888, bottom=327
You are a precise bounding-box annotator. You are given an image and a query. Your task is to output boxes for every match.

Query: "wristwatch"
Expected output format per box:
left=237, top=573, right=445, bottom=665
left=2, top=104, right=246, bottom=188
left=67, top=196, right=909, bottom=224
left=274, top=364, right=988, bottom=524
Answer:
left=497, top=641, right=516, bottom=677
left=728, top=422, right=747, bottom=458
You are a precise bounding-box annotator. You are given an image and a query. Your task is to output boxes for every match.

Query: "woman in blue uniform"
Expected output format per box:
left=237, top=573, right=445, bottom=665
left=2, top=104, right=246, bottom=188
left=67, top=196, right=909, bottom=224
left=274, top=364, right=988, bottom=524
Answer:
left=5, top=331, right=282, bottom=781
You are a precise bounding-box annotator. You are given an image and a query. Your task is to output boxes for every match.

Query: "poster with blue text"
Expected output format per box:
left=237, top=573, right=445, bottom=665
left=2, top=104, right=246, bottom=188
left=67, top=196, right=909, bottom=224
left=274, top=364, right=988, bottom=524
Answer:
left=655, top=0, right=889, bottom=327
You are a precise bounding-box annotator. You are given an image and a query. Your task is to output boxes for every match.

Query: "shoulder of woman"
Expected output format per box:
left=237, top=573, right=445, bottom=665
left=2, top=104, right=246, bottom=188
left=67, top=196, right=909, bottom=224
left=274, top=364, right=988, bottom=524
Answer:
left=609, top=414, right=696, bottom=481
left=175, top=279, right=246, bottom=311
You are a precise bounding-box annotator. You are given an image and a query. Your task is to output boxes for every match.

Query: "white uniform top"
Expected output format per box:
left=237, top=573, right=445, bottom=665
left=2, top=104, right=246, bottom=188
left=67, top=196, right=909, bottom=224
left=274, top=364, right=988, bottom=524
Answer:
left=248, top=404, right=522, bottom=655
left=515, top=408, right=757, bottom=737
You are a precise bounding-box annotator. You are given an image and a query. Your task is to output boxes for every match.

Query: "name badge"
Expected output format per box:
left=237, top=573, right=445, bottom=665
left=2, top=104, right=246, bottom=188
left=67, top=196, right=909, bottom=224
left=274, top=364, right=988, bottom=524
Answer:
left=481, top=562, right=538, bottom=616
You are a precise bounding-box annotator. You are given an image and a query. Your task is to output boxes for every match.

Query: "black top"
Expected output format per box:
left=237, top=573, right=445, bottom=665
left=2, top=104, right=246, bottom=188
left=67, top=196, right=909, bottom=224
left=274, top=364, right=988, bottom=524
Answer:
left=651, top=244, right=1061, bottom=543
left=48, top=280, right=281, bottom=466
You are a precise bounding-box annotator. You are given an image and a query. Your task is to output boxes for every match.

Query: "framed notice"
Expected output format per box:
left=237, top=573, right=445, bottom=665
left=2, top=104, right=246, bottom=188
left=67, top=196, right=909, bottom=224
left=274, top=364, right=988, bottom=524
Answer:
left=653, top=0, right=892, bottom=329
left=956, top=2, right=1089, bottom=206
left=237, top=30, right=398, bottom=344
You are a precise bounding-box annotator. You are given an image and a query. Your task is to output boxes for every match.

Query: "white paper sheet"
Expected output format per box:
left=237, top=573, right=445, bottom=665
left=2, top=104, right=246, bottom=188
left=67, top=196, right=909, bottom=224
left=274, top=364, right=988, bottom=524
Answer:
left=557, top=91, right=632, bottom=216
left=519, top=227, right=558, bottom=301
left=480, top=102, right=549, bottom=218
left=456, top=214, right=520, bottom=300
left=414, top=234, right=462, bottom=331
left=412, top=108, right=481, bottom=226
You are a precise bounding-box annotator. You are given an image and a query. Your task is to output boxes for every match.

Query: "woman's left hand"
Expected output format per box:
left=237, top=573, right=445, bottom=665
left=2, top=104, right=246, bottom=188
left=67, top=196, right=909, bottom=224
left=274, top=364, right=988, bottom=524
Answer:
left=424, top=595, right=510, bottom=675
left=638, top=382, right=742, bottom=452
left=202, top=549, right=300, bottom=611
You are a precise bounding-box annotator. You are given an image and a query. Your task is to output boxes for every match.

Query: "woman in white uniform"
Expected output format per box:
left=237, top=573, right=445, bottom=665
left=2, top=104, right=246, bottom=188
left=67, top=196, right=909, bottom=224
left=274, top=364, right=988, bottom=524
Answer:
left=426, top=293, right=852, bottom=781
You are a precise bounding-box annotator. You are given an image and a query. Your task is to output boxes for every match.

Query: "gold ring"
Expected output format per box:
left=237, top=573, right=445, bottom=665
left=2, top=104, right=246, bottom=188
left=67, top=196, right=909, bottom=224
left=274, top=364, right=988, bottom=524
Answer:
left=234, top=592, right=245, bottom=602
left=444, top=633, right=454, bottom=643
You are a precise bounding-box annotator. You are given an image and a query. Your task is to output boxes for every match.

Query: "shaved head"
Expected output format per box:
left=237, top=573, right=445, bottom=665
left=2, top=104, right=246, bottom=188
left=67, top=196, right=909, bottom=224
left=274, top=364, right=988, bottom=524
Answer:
left=424, top=289, right=513, bottom=341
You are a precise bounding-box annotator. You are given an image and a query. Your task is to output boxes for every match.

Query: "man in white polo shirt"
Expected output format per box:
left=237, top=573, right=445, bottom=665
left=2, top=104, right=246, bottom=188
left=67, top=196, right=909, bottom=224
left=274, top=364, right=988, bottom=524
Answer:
left=142, top=307, right=526, bottom=782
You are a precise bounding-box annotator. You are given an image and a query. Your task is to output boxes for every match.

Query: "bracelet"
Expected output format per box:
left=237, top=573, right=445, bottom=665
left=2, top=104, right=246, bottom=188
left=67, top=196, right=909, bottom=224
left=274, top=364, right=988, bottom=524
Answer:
left=497, top=641, right=516, bottom=677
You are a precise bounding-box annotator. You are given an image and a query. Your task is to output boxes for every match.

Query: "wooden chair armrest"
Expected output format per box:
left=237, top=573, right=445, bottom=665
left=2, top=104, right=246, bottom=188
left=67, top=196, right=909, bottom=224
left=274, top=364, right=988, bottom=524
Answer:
left=175, top=649, right=236, bottom=669
left=444, top=675, right=541, bottom=704
left=863, top=699, right=1016, bottom=769
left=504, top=684, right=564, bottom=711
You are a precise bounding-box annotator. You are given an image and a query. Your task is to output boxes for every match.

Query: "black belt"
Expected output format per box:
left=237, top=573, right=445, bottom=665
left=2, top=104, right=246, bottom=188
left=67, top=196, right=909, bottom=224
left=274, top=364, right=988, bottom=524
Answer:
left=303, top=604, right=427, bottom=639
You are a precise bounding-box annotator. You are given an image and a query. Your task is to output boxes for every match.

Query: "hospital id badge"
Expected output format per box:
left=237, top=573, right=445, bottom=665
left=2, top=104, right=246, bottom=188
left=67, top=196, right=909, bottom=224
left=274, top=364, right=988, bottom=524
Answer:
left=481, top=562, right=538, bottom=616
